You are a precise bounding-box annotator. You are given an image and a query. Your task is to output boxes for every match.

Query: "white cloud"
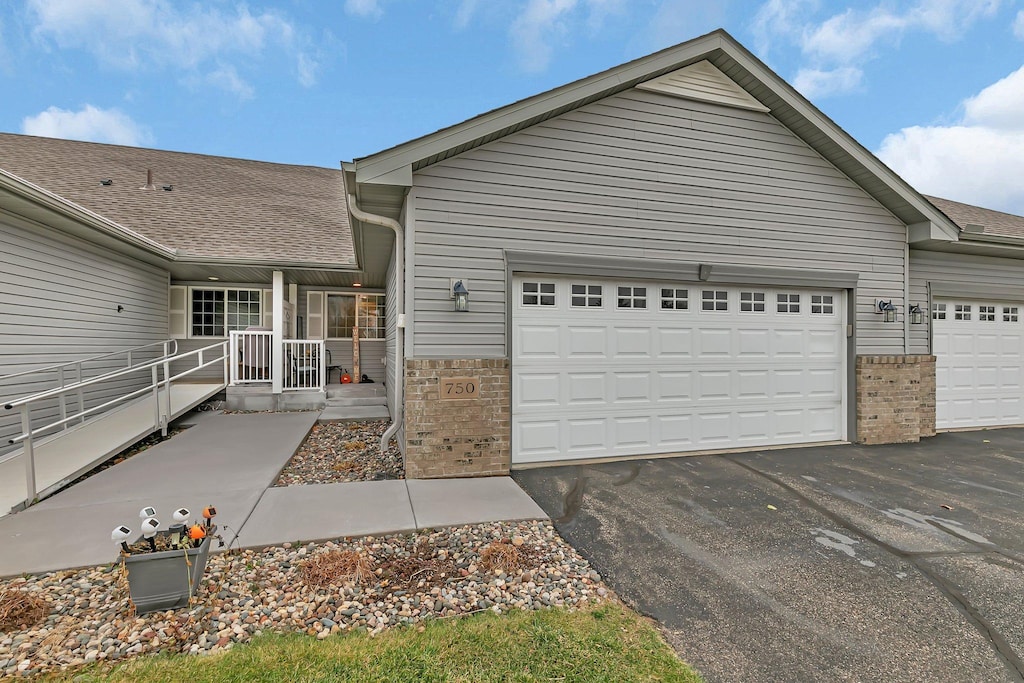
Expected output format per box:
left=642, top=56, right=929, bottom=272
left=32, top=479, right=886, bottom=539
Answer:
left=754, top=0, right=1004, bottom=98
left=203, top=65, right=254, bottom=100
left=453, top=0, right=480, bottom=30
left=26, top=0, right=314, bottom=95
left=21, top=105, right=152, bottom=146
left=877, top=66, right=1024, bottom=215
left=792, top=66, right=863, bottom=99
left=1014, top=10, right=1024, bottom=40
left=297, top=53, right=318, bottom=87
left=344, top=0, right=383, bottom=19
left=508, top=0, right=628, bottom=72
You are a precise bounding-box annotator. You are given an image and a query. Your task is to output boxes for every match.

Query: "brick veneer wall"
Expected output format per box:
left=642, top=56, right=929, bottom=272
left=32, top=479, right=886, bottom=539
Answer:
left=404, top=359, right=511, bottom=478
left=856, top=355, right=936, bottom=444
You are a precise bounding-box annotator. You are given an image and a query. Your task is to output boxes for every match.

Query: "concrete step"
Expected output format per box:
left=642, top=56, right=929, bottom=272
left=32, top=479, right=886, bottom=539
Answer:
left=325, top=396, right=387, bottom=408
left=318, top=406, right=391, bottom=423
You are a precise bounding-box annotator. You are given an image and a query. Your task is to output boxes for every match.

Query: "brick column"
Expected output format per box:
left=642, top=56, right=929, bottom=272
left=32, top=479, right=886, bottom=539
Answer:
left=404, top=359, right=511, bottom=478
left=855, top=355, right=936, bottom=445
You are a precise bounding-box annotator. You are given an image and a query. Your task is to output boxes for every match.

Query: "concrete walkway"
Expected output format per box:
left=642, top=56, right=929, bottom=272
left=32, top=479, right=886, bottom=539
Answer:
left=0, top=411, right=545, bottom=577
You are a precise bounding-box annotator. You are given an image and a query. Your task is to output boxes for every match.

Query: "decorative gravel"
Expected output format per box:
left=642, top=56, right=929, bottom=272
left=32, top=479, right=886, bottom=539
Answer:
left=275, top=420, right=403, bottom=486
left=0, top=521, right=606, bottom=679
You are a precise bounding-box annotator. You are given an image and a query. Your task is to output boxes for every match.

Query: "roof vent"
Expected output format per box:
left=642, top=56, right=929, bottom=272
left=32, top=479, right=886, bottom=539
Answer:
left=100, top=179, right=113, bottom=186
left=140, top=169, right=156, bottom=191
left=963, top=223, right=985, bottom=233
left=162, top=185, right=173, bottom=191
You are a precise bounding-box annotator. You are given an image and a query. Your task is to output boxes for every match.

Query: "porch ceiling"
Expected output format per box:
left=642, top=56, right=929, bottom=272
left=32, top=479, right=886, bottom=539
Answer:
left=167, top=262, right=371, bottom=288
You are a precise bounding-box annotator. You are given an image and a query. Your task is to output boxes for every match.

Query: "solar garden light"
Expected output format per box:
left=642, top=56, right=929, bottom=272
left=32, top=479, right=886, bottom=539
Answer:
left=111, top=525, right=132, bottom=555
left=202, top=505, right=217, bottom=529
left=139, top=506, right=157, bottom=520
left=141, top=517, right=160, bottom=552
left=169, top=508, right=190, bottom=547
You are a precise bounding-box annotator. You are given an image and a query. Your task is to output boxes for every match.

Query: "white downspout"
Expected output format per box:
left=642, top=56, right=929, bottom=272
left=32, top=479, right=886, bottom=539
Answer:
left=347, top=194, right=405, bottom=453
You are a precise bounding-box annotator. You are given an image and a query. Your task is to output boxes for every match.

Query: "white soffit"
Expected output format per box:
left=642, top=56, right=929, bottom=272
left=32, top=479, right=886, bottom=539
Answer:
left=635, top=59, right=770, bottom=113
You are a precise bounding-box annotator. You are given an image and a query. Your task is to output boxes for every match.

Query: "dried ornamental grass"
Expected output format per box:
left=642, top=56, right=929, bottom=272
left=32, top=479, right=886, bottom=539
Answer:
left=300, top=550, right=374, bottom=589
left=0, top=588, right=50, bottom=631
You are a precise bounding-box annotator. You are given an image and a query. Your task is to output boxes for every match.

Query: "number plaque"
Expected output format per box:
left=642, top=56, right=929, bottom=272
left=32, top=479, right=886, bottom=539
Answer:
left=440, top=376, right=480, bottom=399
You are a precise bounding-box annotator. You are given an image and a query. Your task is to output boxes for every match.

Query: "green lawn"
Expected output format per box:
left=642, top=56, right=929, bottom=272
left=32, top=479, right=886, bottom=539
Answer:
left=53, top=604, right=702, bottom=683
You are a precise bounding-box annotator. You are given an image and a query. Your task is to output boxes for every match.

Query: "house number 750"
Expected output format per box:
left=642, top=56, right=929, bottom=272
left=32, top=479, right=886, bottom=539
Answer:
left=440, top=377, right=480, bottom=400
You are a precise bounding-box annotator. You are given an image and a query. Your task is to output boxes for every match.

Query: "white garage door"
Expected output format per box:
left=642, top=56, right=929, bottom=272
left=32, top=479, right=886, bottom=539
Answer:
left=933, top=299, right=1024, bottom=429
left=512, top=276, right=847, bottom=465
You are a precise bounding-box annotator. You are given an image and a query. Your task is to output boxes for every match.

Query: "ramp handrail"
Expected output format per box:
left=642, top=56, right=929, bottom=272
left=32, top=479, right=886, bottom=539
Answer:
left=0, top=339, right=178, bottom=436
left=4, top=340, right=228, bottom=507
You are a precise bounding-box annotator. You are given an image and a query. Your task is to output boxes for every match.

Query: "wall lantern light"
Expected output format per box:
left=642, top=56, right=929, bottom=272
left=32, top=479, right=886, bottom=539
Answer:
left=698, top=264, right=712, bottom=281
left=876, top=299, right=897, bottom=323
left=452, top=280, right=469, bottom=312
left=908, top=304, right=923, bottom=325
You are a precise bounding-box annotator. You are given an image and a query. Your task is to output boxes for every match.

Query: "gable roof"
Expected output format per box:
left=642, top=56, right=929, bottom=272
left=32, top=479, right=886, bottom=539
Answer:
left=0, top=133, right=355, bottom=266
left=926, top=195, right=1024, bottom=240
left=353, top=29, right=959, bottom=242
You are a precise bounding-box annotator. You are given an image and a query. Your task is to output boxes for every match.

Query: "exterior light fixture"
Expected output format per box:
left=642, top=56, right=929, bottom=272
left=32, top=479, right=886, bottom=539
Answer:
left=876, top=299, right=897, bottom=323
left=352, top=282, right=362, bottom=287
left=207, top=276, right=220, bottom=281
left=453, top=280, right=469, bottom=312
left=908, top=304, right=923, bottom=325
left=698, top=264, right=712, bottom=281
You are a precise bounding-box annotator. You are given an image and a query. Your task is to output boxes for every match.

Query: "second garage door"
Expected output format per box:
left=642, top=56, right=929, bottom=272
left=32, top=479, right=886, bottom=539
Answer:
left=933, top=299, right=1024, bottom=429
left=512, top=276, right=847, bottom=465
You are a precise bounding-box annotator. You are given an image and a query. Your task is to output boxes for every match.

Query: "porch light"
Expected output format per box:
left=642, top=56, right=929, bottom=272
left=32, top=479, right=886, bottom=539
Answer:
left=909, top=304, right=923, bottom=325
left=876, top=299, right=897, bottom=323
left=453, top=280, right=469, bottom=312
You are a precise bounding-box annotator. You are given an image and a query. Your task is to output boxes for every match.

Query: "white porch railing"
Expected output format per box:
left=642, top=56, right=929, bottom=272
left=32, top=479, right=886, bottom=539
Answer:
left=284, top=340, right=326, bottom=392
left=4, top=341, right=228, bottom=504
left=229, top=330, right=273, bottom=384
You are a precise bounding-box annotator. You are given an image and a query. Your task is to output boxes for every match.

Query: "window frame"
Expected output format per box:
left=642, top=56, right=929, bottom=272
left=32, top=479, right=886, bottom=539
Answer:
left=571, top=283, right=603, bottom=309
left=739, top=291, right=766, bottom=313
left=325, top=293, right=386, bottom=340
left=660, top=288, right=689, bottom=311
left=189, top=286, right=262, bottom=339
left=776, top=292, right=801, bottom=314
left=810, top=294, right=835, bottom=315
left=522, top=281, right=556, bottom=307
left=617, top=285, right=648, bottom=310
left=701, top=290, right=728, bottom=312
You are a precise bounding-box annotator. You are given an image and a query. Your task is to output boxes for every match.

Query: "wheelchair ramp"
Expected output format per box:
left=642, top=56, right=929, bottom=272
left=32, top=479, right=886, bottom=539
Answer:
left=0, top=382, right=223, bottom=517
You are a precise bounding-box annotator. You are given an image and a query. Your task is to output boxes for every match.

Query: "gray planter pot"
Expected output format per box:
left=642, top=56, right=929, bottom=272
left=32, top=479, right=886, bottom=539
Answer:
left=122, top=525, right=215, bottom=615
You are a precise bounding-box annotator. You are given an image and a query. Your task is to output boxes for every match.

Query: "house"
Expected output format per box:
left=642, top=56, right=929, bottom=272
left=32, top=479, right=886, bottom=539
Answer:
left=4, top=29, right=1024, bottom=489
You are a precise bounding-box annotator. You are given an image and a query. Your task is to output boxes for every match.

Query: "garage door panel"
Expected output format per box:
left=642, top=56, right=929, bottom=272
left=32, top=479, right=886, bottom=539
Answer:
left=513, top=277, right=846, bottom=463
left=567, top=326, right=607, bottom=357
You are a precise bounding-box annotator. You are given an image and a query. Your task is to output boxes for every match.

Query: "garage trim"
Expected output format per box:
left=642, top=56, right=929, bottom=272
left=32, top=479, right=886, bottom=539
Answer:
left=930, top=281, right=1024, bottom=302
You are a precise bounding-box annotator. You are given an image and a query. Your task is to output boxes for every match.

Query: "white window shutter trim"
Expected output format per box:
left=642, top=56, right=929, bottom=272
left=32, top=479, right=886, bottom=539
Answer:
left=169, top=285, right=188, bottom=338
left=262, top=289, right=274, bottom=329
left=307, top=291, right=324, bottom=340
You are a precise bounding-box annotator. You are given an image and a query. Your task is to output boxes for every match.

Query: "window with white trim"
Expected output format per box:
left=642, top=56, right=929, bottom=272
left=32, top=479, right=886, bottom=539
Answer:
left=777, top=293, right=800, bottom=313
left=661, top=288, right=688, bottom=310
left=1004, top=306, right=1019, bottom=323
left=571, top=284, right=602, bottom=308
left=701, top=290, right=728, bottom=312
left=617, top=286, right=647, bottom=309
left=357, top=295, right=386, bottom=339
left=811, top=294, right=834, bottom=314
left=932, top=303, right=947, bottom=320
left=740, top=291, right=765, bottom=312
left=954, top=304, right=971, bottom=321
left=326, top=294, right=385, bottom=339
left=326, top=295, right=356, bottom=339
left=979, top=305, right=996, bottom=322
left=190, top=288, right=261, bottom=337
left=522, top=282, right=555, bottom=306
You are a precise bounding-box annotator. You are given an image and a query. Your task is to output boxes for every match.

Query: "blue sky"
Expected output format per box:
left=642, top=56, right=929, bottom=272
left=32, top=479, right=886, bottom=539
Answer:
left=1, top=0, right=1023, bottom=212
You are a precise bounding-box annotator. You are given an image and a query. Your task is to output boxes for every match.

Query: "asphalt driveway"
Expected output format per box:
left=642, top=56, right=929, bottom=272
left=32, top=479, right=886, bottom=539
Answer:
left=514, top=429, right=1024, bottom=683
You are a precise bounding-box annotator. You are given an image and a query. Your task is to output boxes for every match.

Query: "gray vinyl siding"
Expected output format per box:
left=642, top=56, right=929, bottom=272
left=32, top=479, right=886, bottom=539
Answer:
left=409, top=88, right=908, bottom=358
left=909, top=249, right=1024, bottom=354
left=384, top=247, right=403, bottom=451
left=0, top=216, right=169, bottom=456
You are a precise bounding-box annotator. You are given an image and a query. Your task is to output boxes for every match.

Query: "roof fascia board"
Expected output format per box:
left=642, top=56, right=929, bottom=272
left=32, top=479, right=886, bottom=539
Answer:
left=354, top=32, right=725, bottom=182
left=714, top=35, right=960, bottom=243
left=0, top=168, right=177, bottom=259
left=355, top=163, right=412, bottom=186
left=174, top=255, right=361, bottom=272
left=907, top=220, right=954, bottom=243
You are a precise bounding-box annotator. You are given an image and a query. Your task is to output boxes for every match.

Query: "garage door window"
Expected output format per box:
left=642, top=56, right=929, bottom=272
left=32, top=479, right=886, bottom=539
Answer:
left=701, top=290, right=728, bottom=311
left=739, top=291, right=765, bottom=312
left=571, top=284, right=602, bottom=308
left=618, top=286, right=647, bottom=309
left=1004, top=306, right=1019, bottom=322
left=932, top=303, right=947, bottom=320
left=811, top=294, right=834, bottom=314
left=522, top=282, right=556, bottom=307
left=954, top=304, right=971, bottom=321
left=661, top=288, right=689, bottom=310
left=777, top=293, right=801, bottom=313
left=979, top=305, right=996, bottom=321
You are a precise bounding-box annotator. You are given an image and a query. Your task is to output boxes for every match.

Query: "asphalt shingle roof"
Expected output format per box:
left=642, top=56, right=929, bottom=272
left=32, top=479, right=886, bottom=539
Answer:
left=0, top=133, right=354, bottom=265
left=926, top=195, right=1024, bottom=240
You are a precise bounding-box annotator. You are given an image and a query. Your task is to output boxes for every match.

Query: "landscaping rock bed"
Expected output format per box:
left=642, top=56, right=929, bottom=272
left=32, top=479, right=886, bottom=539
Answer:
left=275, top=420, right=402, bottom=485
left=0, top=521, right=605, bottom=679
